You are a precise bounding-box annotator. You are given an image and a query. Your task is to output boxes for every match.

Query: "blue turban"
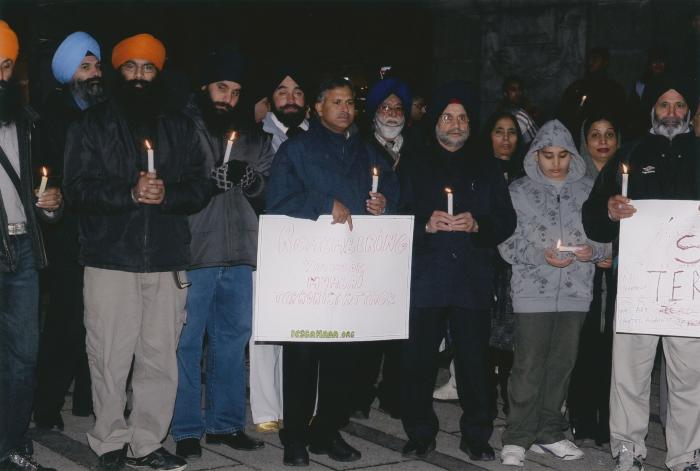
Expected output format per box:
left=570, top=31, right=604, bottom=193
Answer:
left=366, top=78, right=412, bottom=115
left=51, top=32, right=101, bottom=84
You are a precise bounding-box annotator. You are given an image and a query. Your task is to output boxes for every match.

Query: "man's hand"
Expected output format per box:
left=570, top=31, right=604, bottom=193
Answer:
left=573, top=244, right=593, bottom=262
left=608, top=195, right=636, bottom=222
left=545, top=248, right=574, bottom=268
left=596, top=257, right=613, bottom=269
left=133, top=171, right=165, bottom=205
left=366, top=191, right=386, bottom=215
left=450, top=211, right=478, bottom=233
left=35, top=187, right=62, bottom=211
left=332, top=199, right=353, bottom=231
left=425, top=210, right=453, bottom=233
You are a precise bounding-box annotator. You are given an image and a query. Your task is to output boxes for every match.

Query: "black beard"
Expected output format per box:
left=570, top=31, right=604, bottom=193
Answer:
left=198, top=90, right=244, bottom=136
left=273, top=103, right=305, bottom=129
left=0, top=79, right=22, bottom=125
left=113, top=74, right=165, bottom=129
left=70, top=77, right=106, bottom=108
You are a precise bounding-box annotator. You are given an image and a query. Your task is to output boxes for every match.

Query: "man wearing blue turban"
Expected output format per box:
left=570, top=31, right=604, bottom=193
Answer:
left=33, top=31, right=105, bottom=431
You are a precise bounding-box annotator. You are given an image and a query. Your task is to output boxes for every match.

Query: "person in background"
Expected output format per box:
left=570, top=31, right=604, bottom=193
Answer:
left=497, top=76, right=538, bottom=147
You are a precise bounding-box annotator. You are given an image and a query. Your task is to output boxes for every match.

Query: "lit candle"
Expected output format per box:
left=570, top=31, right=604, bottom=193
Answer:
left=556, top=239, right=579, bottom=252
left=38, top=166, right=48, bottom=196
left=621, top=163, right=629, bottom=198
left=223, top=131, right=237, bottom=164
left=145, top=140, right=155, bottom=174
left=445, top=187, right=453, bottom=215
left=579, top=95, right=587, bottom=107
left=371, top=167, right=379, bottom=193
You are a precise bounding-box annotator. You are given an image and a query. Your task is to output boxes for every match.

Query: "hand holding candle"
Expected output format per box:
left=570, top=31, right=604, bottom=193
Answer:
left=556, top=239, right=579, bottom=252
left=145, top=140, right=155, bottom=174
left=371, top=166, right=379, bottom=193
left=38, top=166, right=48, bottom=197
left=223, top=131, right=237, bottom=164
left=445, top=187, right=453, bottom=216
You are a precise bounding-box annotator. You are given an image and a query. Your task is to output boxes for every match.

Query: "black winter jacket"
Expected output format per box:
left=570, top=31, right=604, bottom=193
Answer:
left=63, top=100, right=211, bottom=272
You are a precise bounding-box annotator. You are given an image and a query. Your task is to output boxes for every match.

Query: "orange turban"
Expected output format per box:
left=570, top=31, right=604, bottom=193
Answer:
left=0, top=21, right=19, bottom=61
left=111, top=33, right=165, bottom=71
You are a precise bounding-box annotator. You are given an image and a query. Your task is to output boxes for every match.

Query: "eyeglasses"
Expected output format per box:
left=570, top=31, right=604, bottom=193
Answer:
left=120, top=62, right=157, bottom=75
left=439, top=113, right=468, bottom=124
left=379, top=104, right=404, bottom=115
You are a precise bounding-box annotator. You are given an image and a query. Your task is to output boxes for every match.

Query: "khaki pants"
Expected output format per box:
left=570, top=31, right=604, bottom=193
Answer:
left=610, top=332, right=700, bottom=468
left=249, top=341, right=284, bottom=424
left=83, top=268, right=187, bottom=458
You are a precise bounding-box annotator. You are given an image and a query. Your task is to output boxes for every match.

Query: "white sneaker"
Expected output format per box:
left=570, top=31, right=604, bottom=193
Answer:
left=501, top=445, right=526, bottom=466
left=530, top=439, right=584, bottom=460
left=615, top=446, right=644, bottom=471
left=432, top=380, right=458, bottom=400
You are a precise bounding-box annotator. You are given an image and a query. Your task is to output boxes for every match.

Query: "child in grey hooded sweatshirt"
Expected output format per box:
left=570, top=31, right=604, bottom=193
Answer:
left=498, top=120, right=607, bottom=467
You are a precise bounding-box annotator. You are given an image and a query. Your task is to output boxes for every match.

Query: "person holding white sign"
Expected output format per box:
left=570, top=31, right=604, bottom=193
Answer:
left=401, top=81, right=516, bottom=462
left=267, top=77, right=399, bottom=466
left=582, top=76, right=700, bottom=471
left=498, top=120, right=607, bottom=467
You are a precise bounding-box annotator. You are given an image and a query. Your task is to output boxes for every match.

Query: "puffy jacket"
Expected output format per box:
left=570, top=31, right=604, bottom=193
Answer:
left=498, top=120, right=607, bottom=313
left=183, top=97, right=274, bottom=269
left=267, top=118, right=399, bottom=218
left=63, top=100, right=211, bottom=272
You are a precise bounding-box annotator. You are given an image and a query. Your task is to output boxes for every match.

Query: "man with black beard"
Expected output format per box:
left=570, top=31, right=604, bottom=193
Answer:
left=583, top=76, right=700, bottom=471
left=64, top=33, right=210, bottom=471
left=248, top=67, right=309, bottom=435
left=0, top=21, right=63, bottom=471
left=34, top=30, right=106, bottom=432
left=171, top=49, right=272, bottom=460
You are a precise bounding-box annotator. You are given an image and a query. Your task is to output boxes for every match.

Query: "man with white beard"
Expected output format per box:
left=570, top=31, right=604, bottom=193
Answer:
left=348, top=77, right=414, bottom=421
left=583, top=76, right=700, bottom=471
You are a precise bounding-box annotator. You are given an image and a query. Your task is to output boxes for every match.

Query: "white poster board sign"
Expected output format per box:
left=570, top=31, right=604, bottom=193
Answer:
left=253, top=215, right=414, bottom=342
left=617, top=199, right=700, bottom=337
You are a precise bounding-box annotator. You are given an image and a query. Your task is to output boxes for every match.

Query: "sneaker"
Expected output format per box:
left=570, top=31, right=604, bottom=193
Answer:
left=614, top=447, right=644, bottom=471
left=530, top=440, right=583, bottom=460
left=125, top=448, right=186, bottom=471
left=1, top=450, right=56, bottom=470
left=501, top=445, right=525, bottom=467
left=432, top=380, right=458, bottom=401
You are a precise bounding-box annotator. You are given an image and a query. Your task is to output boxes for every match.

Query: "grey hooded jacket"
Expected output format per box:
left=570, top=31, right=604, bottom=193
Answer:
left=498, top=120, right=606, bottom=313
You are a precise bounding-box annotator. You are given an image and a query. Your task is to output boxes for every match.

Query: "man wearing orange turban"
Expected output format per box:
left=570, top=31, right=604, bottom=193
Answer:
left=64, top=32, right=211, bottom=471
left=0, top=20, right=63, bottom=471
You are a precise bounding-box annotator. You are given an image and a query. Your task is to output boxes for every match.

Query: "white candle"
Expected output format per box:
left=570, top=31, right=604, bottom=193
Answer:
left=556, top=239, right=579, bottom=252
left=223, top=131, right=237, bottom=164
left=445, top=187, right=453, bottom=215
left=145, top=140, right=155, bottom=173
left=621, top=163, right=629, bottom=198
left=371, top=167, right=379, bottom=193
left=38, top=166, right=48, bottom=196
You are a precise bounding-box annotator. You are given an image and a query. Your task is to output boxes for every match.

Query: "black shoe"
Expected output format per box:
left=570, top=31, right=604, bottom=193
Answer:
left=459, top=440, right=495, bottom=461
left=205, top=432, right=264, bottom=451
left=351, top=408, right=370, bottom=420
left=283, top=443, right=309, bottom=466
left=97, top=446, right=127, bottom=471
left=125, top=447, right=185, bottom=471
left=33, top=412, right=64, bottom=432
left=175, top=438, right=201, bottom=459
left=0, top=451, right=56, bottom=471
left=401, top=439, right=436, bottom=458
left=309, top=435, right=361, bottom=462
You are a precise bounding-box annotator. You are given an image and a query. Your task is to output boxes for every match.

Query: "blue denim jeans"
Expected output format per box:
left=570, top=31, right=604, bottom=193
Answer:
left=172, top=265, right=252, bottom=440
left=0, top=235, right=39, bottom=460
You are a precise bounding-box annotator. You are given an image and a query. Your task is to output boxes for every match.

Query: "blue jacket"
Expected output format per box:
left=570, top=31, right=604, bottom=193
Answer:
left=267, top=118, right=399, bottom=217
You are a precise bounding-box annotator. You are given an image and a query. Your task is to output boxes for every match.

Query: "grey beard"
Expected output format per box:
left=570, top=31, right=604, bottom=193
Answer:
left=650, top=109, right=690, bottom=140
left=374, top=116, right=404, bottom=140
left=436, top=127, right=469, bottom=149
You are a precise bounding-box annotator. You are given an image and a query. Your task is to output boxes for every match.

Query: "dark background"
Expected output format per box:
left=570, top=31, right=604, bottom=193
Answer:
left=0, top=0, right=697, bottom=127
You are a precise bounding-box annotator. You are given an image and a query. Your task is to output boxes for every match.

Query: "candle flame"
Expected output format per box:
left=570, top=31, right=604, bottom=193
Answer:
left=444, top=187, right=452, bottom=194
left=372, top=166, right=378, bottom=177
left=41, top=166, right=47, bottom=177
left=228, top=131, right=237, bottom=142
left=622, top=163, right=628, bottom=174
left=556, top=239, right=562, bottom=249
left=579, top=95, right=587, bottom=106
left=145, top=139, right=152, bottom=150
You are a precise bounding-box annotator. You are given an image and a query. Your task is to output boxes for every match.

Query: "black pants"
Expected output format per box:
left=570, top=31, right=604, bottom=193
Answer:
left=34, top=254, right=91, bottom=419
left=349, top=340, right=402, bottom=416
left=280, top=342, right=355, bottom=446
left=401, top=307, right=493, bottom=445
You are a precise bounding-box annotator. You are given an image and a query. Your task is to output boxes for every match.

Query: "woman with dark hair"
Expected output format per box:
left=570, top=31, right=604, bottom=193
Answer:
left=567, top=110, right=619, bottom=445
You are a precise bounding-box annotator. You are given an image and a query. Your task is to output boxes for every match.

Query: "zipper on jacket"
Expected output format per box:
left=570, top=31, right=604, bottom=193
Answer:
left=556, top=190, right=563, bottom=311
